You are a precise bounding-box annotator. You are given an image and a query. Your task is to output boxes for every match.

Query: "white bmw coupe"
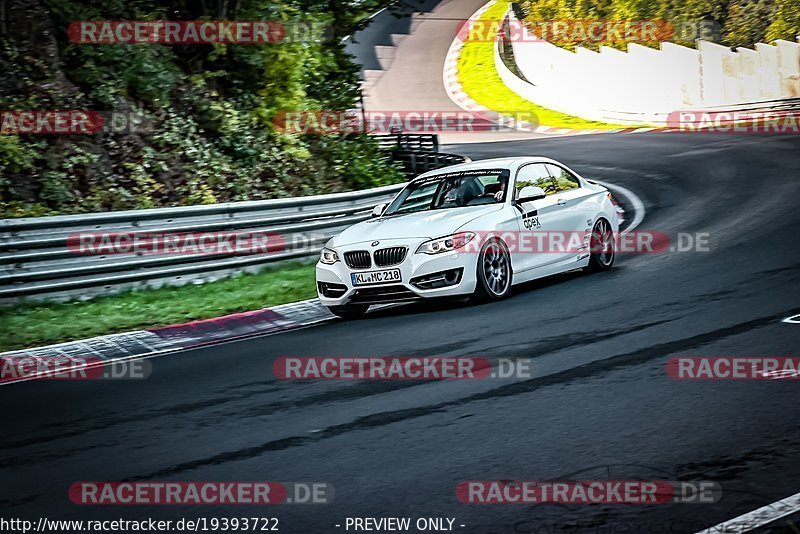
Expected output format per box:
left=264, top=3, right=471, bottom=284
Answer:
left=316, top=157, right=620, bottom=318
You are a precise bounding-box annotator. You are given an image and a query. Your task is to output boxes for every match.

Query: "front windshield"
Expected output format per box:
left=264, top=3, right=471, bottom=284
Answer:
left=383, top=169, right=510, bottom=216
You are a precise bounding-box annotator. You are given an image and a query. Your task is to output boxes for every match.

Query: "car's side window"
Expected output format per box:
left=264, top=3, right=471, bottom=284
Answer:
left=546, top=164, right=581, bottom=192
left=464, top=174, right=508, bottom=205
left=515, top=163, right=557, bottom=197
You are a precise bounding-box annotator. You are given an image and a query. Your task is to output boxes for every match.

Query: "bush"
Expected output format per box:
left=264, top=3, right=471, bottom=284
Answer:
left=520, top=0, right=800, bottom=50
left=0, top=0, right=403, bottom=217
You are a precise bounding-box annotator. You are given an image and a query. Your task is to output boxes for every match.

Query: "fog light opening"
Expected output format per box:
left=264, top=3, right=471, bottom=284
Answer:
left=318, top=281, right=347, bottom=298
left=410, top=268, right=463, bottom=290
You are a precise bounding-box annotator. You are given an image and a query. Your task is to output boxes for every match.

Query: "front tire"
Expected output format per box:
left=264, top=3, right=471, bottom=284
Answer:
left=472, top=238, right=513, bottom=303
left=584, top=218, right=615, bottom=272
left=327, top=304, right=369, bottom=319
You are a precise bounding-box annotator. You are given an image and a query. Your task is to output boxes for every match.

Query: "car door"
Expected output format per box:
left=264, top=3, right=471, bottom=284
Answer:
left=512, top=163, right=574, bottom=272
left=545, top=164, right=598, bottom=258
left=474, top=171, right=519, bottom=259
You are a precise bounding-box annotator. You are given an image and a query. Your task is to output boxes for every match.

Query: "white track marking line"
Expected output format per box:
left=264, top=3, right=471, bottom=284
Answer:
left=695, top=490, right=800, bottom=533
left=594, top=180, right=646, bottom=234
left=782, top=314, right=800, bottom=324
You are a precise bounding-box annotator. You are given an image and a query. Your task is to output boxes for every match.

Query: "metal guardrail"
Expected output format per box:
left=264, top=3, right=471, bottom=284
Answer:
left=0, top=184, right=405, bottom=304
left=375, top=134, right=470, bottom=177
left=390, top=150, right=472, bottom=176
left=373, top=133, right=439, bottom=153
left=1, top=134, right=471, bottom=305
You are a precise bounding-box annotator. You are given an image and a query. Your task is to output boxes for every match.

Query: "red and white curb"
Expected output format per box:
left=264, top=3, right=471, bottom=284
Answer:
left=442, top=1, right=495, bottom=117
left=442, top=0, right=667, bottom=137
left=0, top=299, right=336, bottom=385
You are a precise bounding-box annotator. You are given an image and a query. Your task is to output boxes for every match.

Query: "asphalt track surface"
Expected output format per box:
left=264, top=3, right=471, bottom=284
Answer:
left=347, top=0, right=547, bottom=143
left=2, top=132, right=800, bottom=533
left=343, top=0, right=442, bottom=75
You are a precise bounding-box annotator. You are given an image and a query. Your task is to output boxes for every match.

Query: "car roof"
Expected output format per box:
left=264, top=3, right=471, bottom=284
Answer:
left=414, top=156, right=558, bottom=179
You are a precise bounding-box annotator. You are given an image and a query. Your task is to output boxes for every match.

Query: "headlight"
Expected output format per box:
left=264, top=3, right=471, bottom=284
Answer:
left=320, top=247, right=340, bottom=264
left=415, top=232, right=476, bottom=255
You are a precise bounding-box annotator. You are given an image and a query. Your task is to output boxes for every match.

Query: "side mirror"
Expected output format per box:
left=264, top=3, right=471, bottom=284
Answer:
left=516, top=186, right=546, bottom=203
left=372, top=203, right=387, bottom=218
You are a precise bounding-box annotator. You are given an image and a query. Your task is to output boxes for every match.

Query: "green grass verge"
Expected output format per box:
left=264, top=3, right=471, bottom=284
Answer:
left=0, top=262, right=318, bottom=352
left=457, top=1, right=635, bottom=131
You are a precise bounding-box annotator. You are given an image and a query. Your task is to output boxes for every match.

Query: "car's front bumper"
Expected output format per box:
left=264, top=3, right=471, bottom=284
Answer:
left=315, top=240, right=477, bottom=307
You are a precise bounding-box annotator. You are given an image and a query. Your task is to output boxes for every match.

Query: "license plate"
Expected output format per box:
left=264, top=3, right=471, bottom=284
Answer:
left=351, top=268, right=402, bottom=286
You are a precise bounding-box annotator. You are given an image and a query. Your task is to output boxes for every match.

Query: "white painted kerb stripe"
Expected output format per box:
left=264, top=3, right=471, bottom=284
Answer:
left=695, top=491, right=800, bottom=533
left=595, top=180, right=646, bottom=234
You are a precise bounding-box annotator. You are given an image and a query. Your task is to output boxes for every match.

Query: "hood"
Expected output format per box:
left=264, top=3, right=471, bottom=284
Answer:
left=330, top=205, right=502, bottom=246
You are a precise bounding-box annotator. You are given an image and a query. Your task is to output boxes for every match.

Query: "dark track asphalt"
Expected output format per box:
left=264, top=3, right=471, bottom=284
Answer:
left=2, top=133, right=800, bottom=533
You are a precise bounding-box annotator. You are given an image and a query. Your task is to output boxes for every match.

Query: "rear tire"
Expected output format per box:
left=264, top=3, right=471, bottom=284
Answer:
left=472, top=238, right=513, bottom=303
left=584, top=218, right=615, bottom=272
left=327, top=304, right=369, bottom=319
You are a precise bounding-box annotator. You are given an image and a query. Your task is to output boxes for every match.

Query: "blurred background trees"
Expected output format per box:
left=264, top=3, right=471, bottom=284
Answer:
left=0, top=0, right=404, bottom=216
left=520, top=0, right=800, bottom=50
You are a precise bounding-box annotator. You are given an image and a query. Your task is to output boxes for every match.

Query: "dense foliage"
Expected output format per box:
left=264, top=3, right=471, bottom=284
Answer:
left=0, top=0, right=404, bottom=217
left=520, top=0, right=800, bottom=50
